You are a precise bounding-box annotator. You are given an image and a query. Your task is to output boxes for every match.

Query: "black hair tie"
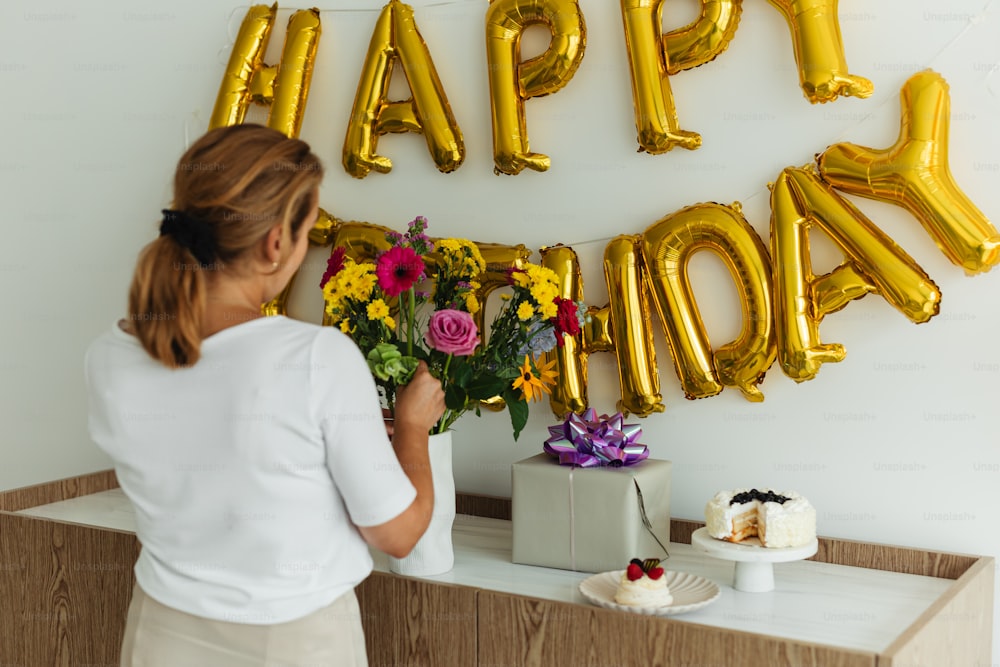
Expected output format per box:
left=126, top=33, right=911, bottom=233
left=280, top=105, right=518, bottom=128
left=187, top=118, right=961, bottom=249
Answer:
left=160, top=209, right=218, bottom=266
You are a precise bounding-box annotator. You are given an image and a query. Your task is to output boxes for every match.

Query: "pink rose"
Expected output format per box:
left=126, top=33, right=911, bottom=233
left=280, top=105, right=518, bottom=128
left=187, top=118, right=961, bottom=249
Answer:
left=426, top=309, right=480, bottom=356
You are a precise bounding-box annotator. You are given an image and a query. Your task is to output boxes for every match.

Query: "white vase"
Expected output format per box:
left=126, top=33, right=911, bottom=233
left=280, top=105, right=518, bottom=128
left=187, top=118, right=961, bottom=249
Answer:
left=388, top=430, right=456, bottom=576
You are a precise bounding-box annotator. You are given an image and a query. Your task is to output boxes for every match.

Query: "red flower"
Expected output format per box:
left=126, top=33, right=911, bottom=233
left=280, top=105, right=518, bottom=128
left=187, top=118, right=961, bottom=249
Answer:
left=376, top=246, right=425, bottom=297
left=505, top=266, right=525, bottom=285
left=320, top=246, right=346, bottom=288
left=551, top=297, right=580, bottom=347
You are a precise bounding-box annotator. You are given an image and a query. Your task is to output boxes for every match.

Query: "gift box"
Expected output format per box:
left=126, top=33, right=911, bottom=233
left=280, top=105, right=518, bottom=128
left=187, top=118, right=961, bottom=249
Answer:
left=511, top=411, right=671, bottom=573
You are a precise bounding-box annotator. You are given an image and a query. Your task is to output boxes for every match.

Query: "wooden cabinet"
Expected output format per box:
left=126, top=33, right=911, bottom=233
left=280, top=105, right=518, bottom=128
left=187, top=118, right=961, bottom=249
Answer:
left=1, top=471, right=993, bottom=667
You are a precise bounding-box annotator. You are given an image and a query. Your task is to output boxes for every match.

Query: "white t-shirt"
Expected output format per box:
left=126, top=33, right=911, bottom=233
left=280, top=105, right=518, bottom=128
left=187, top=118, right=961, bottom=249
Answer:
left=84, top=315, right=416, bottom=624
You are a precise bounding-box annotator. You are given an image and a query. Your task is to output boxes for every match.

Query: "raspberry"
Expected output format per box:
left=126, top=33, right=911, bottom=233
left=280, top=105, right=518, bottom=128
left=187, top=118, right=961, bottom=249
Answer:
left=647, top=567, right=664, bottom=580
left=626, top=563, right=643, bottom=581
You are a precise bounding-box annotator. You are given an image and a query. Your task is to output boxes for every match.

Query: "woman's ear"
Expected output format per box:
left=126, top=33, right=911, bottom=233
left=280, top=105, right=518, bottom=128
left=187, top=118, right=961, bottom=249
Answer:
left=263, top=223, right=284, bottom=265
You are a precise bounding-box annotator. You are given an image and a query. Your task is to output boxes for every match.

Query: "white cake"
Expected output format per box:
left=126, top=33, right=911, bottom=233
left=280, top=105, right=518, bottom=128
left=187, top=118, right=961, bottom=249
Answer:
left=704, top=488, right=816, bottom=548
left=614, top=560, right=673, bottom=607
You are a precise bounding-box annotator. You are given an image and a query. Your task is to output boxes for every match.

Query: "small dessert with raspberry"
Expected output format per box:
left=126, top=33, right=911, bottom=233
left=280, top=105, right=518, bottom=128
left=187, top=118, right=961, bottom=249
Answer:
left=613, top=558, right=673, bottom=607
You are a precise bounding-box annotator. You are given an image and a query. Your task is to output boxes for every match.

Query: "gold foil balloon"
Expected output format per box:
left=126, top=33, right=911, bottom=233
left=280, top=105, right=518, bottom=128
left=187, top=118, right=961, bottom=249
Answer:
left=620, top=0, right=702, bottom=154
left=818, top=70, right=1000, bottom=274
left=663, top=0, right=743, bottom=74
left=472, top=241, right=532, bottom=345
left=766, top=0, right=872, bottom=104
left=769, top=170, right=845, bottom=381
left=307, top=208, right=341, bottom=247
left=540, top=245, right=589, bottom=417
left=582, top=306, right=613, bottom=354
left=343, top=1, right=465, bottom=178
left=485, top=0, right=587, bottom=175
left=211, top=4, right=274, bottom=128
left=641, top=203, right=775, bottom=401
left=331, top=221, right=395, bottom=262
left=786, top=167, right=941, bottom=322
left=210, top=4, right=321, bottom=137
left=603, top=236, right=664, bottom=416
left=770, top=167, right=942, bottom=382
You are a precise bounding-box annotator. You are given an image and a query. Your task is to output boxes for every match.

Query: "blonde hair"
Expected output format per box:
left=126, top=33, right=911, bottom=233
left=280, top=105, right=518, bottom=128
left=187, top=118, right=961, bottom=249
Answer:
left=128, top=124, right=324, bottom=368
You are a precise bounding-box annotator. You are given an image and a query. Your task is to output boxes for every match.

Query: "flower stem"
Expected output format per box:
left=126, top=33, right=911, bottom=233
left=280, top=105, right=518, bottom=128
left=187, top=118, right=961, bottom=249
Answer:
left=406, top=287, right=416, bottom=357
left=435, top=354, right=454, bottom=434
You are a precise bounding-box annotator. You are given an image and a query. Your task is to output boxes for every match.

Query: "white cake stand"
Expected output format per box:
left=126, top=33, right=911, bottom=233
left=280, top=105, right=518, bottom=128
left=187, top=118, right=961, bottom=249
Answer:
left=690, top=527, right=818, bottom=593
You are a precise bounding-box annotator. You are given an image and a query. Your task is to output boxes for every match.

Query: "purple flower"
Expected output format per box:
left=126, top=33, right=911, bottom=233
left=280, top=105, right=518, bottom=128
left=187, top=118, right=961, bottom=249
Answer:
left=426, top=309, right=480, bottom=356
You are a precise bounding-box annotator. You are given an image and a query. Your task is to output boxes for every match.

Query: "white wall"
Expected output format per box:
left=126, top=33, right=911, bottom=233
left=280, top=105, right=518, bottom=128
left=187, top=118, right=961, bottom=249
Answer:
left=3, top=0, right=998, bottom=654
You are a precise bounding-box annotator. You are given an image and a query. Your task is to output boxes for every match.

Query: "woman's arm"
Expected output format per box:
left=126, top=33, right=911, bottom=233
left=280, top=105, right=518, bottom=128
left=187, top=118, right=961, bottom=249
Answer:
left=358, top=363, right=444, bottom=558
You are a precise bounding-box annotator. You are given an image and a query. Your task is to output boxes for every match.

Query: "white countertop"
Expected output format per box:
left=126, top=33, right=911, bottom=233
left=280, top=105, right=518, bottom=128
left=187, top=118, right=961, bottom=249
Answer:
left=16, top=489, right=950, bottom=653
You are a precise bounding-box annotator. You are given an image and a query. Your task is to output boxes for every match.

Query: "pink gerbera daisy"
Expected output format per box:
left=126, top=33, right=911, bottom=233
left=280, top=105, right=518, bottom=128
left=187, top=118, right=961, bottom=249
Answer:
left=376, top=246, right=425, bottom=296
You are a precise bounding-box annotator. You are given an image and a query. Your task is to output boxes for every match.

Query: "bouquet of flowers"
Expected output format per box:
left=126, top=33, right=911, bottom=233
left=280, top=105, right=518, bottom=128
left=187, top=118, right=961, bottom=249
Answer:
left=320, top=216, right=584, bottom=440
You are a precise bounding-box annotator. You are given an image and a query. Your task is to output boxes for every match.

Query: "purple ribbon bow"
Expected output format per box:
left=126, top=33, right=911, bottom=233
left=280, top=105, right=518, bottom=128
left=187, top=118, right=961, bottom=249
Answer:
left=543, top=408, right=649, bottom=467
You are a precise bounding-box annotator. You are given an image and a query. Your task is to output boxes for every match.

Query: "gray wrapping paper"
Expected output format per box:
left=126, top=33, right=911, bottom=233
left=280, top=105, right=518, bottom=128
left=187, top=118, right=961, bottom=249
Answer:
left=511, top=454, right=671, bottom=573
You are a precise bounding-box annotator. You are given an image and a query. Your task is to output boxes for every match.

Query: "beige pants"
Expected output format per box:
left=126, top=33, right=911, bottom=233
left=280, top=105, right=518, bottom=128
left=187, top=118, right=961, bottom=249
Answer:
left=120, top=584, right=369, bottom=667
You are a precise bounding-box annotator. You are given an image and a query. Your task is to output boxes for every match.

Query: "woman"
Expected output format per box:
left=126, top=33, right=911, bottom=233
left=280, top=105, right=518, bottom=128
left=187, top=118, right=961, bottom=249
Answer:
left=85, top=124, right=444, bottom=666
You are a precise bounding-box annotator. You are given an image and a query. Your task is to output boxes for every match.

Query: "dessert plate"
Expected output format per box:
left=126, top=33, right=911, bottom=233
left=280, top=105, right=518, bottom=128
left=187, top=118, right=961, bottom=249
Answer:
left=579, top=570, right=720, bottom=616
left=690, top=527, right=819, bottom=592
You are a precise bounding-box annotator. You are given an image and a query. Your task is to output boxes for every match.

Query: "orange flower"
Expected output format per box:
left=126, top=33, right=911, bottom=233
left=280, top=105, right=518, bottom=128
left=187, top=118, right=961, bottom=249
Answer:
left=512, top=355, right=557, bottom=403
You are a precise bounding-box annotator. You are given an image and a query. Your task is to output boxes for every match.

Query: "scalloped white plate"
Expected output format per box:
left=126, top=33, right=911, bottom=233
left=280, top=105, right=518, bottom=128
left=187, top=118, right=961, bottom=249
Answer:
left=579, top=570, right=720, bottom=616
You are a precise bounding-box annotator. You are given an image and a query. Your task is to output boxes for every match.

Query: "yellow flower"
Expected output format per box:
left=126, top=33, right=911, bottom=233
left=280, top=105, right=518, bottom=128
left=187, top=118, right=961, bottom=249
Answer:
left=352, top=272, right=377, bottom=301
left=512, top=355, right=557, bottom=403
left=367, top=299, right=389, bottom=321
left=383, top=315, right=396, bottom=329
left=339, top=320, right=352, bottom=334
left=464, top=292, right=480, bottom=314
left=517, top=301, right=534, bottom=321
left=530, top=282, right=558, bottom=306
left=539, top=300, right=558, bottom=319
left=439, top=238, right=462, bottom=253
left=336, top=263, right=375, bottom=302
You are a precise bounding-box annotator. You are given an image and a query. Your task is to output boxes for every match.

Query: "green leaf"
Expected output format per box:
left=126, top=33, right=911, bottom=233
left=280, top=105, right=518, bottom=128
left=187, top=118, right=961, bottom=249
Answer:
left=504, top=388, right=529, bottom=441
left=452, top=362, right=473, bottom=387
left=445, top=383, right=468, bottom=411
left=465, top=375, right=506, bottom=400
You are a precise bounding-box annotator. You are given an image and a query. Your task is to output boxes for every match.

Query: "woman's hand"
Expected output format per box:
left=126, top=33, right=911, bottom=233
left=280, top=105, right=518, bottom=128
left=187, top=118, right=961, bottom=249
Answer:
left=393, top=361, right=445, bottom=434
left=382, top=408, right=394, bottom=437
